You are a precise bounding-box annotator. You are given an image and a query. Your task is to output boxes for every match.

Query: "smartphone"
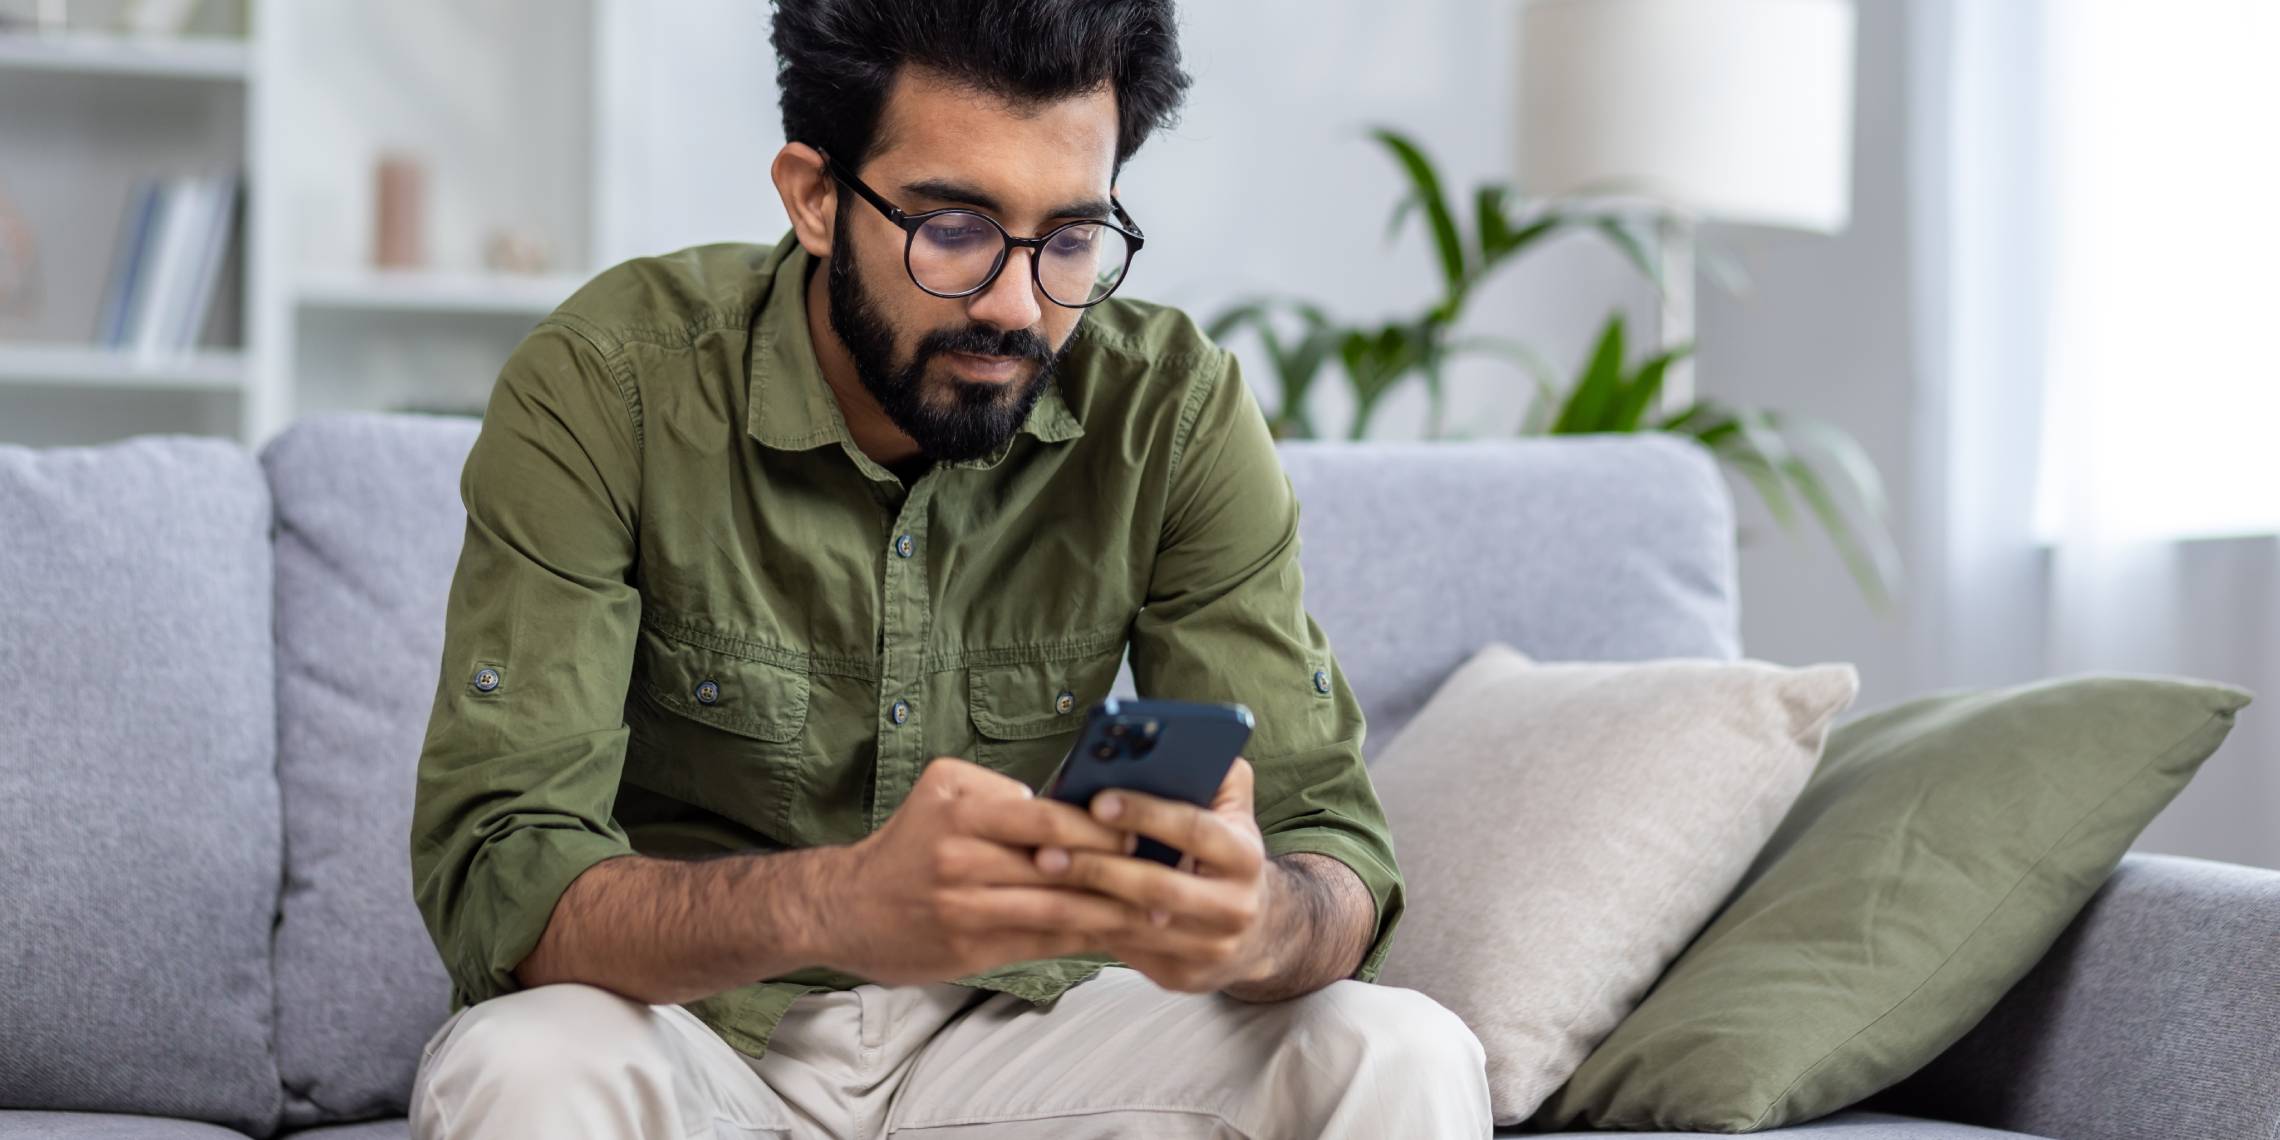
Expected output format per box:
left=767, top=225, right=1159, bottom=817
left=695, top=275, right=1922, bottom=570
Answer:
left=1042, top=697, right=1254, bottom=867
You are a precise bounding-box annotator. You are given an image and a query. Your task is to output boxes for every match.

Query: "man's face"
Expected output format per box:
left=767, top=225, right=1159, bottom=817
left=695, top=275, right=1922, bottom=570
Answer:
left=825, top=68, right=1121, bottom=463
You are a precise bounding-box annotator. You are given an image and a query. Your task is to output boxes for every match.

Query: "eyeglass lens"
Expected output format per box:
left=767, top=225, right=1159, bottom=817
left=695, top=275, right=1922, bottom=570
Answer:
left=908, top=212, right=1131, bottom=306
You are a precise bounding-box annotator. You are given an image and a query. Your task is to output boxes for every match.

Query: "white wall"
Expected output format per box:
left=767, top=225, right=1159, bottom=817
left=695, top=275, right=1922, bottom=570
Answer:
left=591, top=0, right=785, bottom=266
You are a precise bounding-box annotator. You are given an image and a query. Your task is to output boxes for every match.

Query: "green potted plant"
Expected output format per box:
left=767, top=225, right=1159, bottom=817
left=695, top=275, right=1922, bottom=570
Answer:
left=1207, top=128, right=1901, bottom=612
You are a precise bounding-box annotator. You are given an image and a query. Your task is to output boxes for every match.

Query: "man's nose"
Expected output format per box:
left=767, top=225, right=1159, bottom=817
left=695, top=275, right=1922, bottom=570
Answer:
left=966, top=246, right=1044, bottom=333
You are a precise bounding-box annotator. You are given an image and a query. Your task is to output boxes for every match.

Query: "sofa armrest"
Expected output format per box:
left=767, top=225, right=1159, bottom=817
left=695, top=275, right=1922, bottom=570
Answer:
left=1865, top=852, right=2280, bottom=1140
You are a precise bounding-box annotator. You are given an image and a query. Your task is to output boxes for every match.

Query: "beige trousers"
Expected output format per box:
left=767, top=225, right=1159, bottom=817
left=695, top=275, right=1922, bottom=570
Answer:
left=408, top=965, right=1491, bottom=1139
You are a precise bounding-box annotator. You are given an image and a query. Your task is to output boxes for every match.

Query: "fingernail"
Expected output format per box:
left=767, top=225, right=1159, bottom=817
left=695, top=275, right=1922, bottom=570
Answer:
left=1150, top=909, right=1170, bottom=927
left=1095, top=794, right=1123, bottom=821
left=1038, top=846, right=1070, bottom=874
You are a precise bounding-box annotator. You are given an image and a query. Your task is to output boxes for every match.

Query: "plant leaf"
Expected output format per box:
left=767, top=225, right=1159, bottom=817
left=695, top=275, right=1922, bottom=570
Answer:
left=1721, top=450, right=1801, bottom=533
left=1384, top=192, right=1420, bottom=247
left=1777, top=449, right=1901, bottom=613
left=1607, top=348, right=1681, bottom=432
left=1686, top=408, right=1801, bottom=530
left=1550, top=315, right=1629, bottom=433
left=1368, top=127, right=1467, bottom=296
left=1450, top=334, right=1562, bottom=389
left=1475, top=184, right=1515, bottom=267
left=1203, top=297, right=1276, bottom=343
left=1505, top=214, right=1565, bottom=253
left=1770, top=419, right=1907, bottom=607
left=1656, top=401, right=1712, bottom=434
left=1592, top=216, right=1663, bottom=287
left=1762, top=409, right=1893, bottom=532
left=1449, top=334, right=1565, bottom=436
left=1728, top=410, right=1809, bottom=530
left=1518, top=372, right=1563, bottom=435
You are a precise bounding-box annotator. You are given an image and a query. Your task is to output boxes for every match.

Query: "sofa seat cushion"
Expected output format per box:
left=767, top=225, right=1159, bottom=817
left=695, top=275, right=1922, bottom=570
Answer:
left=1514, top=1109, right=2045, bottom=1137
left=274, top=1123, right=408, bottom=1139
left=0, top=437, right=283, bottom=1137
left=0, top=1111, right=254, bottom=1139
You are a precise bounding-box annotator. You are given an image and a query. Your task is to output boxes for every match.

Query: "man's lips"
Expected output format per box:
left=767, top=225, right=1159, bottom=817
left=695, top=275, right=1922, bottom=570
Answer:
left=947, top=351, right=1024, bottom=382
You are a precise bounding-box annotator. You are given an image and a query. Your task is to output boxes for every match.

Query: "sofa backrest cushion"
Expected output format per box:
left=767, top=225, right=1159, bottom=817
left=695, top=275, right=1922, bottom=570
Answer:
left=0, top=436, right=284, bottom=1137
left=1273, top=435, right=1741, bottom=757
left=262, top=413, right=476, bottom=1127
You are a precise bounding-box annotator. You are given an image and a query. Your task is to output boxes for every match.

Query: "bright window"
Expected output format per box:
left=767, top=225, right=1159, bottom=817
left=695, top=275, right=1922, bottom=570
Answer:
left=2033, top=0, right=2280, bottom=542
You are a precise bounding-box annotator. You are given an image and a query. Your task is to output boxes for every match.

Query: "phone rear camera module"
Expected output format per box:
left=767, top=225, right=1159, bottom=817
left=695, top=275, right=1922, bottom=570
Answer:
left=1093, top=742, right=1120, bottom=760
left=1107, top=722, right=1129, bottom=738
left=1138, top=719, right=1161, bottom=739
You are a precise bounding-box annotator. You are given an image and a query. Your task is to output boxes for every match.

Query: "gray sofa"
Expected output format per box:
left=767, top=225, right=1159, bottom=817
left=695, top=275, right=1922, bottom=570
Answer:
left=2, top=412, right=2275, bottom=1139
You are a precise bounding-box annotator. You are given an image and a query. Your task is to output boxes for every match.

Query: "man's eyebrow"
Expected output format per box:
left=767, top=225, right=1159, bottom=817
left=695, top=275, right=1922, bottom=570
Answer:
left=900, top=177, right=1113, bottom=222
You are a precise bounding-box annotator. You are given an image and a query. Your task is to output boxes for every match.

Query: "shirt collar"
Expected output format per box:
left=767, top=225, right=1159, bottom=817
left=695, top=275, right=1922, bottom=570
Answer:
left=746, top=231, right=1083, bottom=474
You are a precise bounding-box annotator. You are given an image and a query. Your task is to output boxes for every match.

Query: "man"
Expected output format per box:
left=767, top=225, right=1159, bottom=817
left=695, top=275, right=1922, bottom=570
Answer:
left=406, top=1, right=1491, bottom=1136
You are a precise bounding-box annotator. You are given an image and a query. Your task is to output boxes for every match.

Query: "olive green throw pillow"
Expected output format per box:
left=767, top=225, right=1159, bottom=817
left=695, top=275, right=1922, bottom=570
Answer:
left=1529, top=674, right=2252, bottom=1134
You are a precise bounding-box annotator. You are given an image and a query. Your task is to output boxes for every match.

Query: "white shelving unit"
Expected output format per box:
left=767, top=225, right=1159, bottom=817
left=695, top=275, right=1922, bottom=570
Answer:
left=0, top=343, right=244, bottom=390
left=0, top=6, right=260, bottom=444
left=295, top=269, right=589, bottom=318
left=1, top=0, right=603, bottom=446
left=1, top=0, right=792, bottom=448
left=0, top=27, right=250, bottom=79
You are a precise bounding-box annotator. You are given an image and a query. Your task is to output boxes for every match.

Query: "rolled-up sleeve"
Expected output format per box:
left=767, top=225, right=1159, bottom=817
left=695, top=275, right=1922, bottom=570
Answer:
left=1127, top=347, right=1406, bottom=983
left=409, top=319, right=644, bottom=1011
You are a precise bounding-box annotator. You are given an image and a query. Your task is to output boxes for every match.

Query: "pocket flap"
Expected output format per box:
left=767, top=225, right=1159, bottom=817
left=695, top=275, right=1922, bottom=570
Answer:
left=637, top=624, right=809, bottom=743
left=969, top=650, right=1127, bottom=740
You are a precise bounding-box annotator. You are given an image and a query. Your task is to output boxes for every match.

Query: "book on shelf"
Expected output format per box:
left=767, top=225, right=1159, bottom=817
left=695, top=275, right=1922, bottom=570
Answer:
left=92, top=181, right=160, bottom=347
left=93, top=172, right=240, bottom=358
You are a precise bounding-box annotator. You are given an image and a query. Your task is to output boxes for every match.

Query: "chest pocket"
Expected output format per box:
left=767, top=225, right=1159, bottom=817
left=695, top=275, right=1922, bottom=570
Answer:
left=626, top=619, right=814, bottom=835
left=637, top=623, right=811, bottom=742
left=967, top=646, right=1128, bottom=789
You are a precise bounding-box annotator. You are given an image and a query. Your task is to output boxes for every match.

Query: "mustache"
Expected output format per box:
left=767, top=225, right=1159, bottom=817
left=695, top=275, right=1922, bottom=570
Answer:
left=916, top=322, right=1055, bottom=367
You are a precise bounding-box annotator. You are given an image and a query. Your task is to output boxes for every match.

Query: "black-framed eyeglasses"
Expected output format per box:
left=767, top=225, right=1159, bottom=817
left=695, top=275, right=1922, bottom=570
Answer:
left=820, top=149, right=1145, bottom=309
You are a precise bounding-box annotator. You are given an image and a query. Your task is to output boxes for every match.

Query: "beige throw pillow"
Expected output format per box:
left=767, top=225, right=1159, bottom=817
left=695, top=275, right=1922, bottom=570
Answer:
left=1370, top=643, right=1859, bottom=1125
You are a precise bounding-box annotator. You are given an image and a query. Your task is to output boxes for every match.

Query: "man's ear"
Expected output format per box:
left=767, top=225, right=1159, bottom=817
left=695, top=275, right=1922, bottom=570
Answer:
left=772, top=142, right=836, bottom=260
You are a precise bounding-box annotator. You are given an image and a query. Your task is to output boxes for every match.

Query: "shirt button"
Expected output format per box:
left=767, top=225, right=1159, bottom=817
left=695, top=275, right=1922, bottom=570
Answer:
left=695, top=679, right=720, bottom=705
left=471, top=667, right=501, bottom=693
left=1313, top=668, right=1332, bottom=694
left=894, top=533, right=915, bottom=558
left=891, top=698, right=911, bottom=725
left=1054, top=689, right=1077, bottom=715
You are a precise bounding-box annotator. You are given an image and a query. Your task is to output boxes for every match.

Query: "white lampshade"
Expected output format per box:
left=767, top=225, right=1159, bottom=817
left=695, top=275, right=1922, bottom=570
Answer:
left=1516, top=0, right=1856, bottom=233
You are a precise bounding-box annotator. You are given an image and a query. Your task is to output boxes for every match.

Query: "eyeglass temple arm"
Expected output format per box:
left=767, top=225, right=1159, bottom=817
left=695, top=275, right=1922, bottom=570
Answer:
left=817, top=148, right=911, bottom=227
left=1111, top=197, right=1144, bottom=244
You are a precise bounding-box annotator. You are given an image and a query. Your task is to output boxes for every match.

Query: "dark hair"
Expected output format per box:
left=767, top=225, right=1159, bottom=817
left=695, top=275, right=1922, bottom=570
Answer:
left=770, top=0, right=1192, bottom=177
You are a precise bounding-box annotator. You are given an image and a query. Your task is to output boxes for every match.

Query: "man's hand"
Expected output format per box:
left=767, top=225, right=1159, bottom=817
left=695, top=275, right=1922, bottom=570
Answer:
left=1032, top=758, right=1379, bottom=998
left=808, top=756, right=1149, bottom=985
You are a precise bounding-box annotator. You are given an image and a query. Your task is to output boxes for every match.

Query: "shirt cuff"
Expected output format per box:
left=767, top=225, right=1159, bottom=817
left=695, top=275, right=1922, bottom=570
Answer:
left=448, top=824, right=635, bottom=1009
left=1263, top=828, right=1407, bottom=984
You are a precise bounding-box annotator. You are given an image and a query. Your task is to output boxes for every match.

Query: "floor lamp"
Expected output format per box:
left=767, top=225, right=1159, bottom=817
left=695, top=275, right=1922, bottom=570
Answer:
left=1515, top=0, right=1856, bottom=414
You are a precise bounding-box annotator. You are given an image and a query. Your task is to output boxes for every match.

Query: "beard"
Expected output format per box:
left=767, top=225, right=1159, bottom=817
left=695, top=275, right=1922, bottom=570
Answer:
left=824, top=223, right=1075, bottom=463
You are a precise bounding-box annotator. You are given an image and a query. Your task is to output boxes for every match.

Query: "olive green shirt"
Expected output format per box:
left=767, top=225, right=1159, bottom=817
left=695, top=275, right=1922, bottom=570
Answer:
left=408, top=229, right=1404, bottom=1061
